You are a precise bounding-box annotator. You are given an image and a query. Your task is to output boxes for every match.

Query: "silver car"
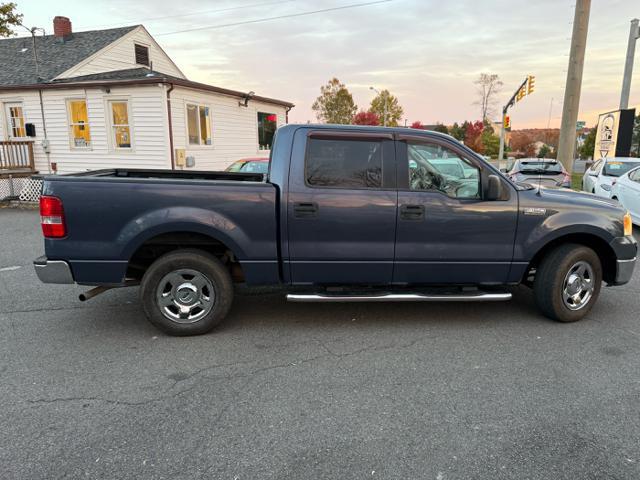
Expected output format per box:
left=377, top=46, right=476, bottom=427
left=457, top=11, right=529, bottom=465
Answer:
left=505, top=158, right=571, bottom=188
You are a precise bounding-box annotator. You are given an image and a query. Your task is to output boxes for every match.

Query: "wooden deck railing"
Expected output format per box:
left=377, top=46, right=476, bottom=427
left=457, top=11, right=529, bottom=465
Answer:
left=0, top=141, right=35, bottom=172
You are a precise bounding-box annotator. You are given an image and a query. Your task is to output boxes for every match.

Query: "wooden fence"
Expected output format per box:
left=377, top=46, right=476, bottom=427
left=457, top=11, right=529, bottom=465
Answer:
left=0, top=141, right=35, bottom=172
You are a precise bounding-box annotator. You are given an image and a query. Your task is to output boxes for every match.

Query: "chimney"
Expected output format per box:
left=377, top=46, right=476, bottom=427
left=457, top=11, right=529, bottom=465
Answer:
left=53, top=16, right=72, bottom=40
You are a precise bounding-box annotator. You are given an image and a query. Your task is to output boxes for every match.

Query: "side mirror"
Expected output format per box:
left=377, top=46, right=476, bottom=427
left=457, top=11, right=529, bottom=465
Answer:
left=486, top=174, right=503, bottom=200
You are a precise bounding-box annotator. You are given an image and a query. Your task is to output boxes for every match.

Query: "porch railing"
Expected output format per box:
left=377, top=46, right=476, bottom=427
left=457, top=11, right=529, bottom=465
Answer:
left=0, top=141, right=35, bottom=172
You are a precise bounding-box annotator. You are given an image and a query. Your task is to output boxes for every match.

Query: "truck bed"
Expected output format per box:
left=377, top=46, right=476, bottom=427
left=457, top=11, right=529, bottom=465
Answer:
left=42, top=169, right=279, bottom=286
left=61, top=168, right=266, bottom=183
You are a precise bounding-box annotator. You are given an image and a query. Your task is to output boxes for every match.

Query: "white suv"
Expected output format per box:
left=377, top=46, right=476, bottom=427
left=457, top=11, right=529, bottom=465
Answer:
left=582, top=157, right=640, bottom=198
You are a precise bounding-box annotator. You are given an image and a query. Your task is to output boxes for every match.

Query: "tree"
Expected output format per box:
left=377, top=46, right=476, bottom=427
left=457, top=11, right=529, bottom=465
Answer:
left=473, top=73, right=503, bottom=121
left=578, top=126, right=596, bottom=160
left=510, top=131, right=537, bottom=158
left=449, top=122, right=465, bottom=141
left=538, top=144, right=551, bottom=158
left=410, top=121, right=425, bottom=129
left=464, top=120, right=485, bottom=153
left=370, top=89, right=403, bottom=127
left=0, top=2, right=22, bottom=37
left=432, top=123, right=449, bottom=134
left=312, top=78, right=357, bottom=124
left=352, top=110, right=379, bottom=126
left=632, top=114, right=640, bottom=157
left=481, top=129, right=500, bottom=157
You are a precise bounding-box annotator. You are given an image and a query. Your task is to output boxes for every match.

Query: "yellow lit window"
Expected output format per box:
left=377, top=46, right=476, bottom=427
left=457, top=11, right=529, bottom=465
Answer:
left=67, top=99, right=91, bottom=148
left=110, top=101, right=132, bottom=149
left=186, top=103, right=211, bottom=145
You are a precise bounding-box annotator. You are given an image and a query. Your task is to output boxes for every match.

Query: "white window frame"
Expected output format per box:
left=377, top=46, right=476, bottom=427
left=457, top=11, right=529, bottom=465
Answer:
left=66, top=97, right=92, bottom=150
left=107, top=99, right=134, bottom=151
left=4, top=101, right=27, bottom=139
left=184, top=102, right=212, bottom=147
left=256, top=111, right=277, bottom=152
left=134, top=42, right=151, bottom=67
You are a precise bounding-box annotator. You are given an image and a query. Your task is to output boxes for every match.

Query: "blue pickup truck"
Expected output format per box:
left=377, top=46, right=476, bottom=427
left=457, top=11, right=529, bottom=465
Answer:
left=35, top=124, right=637, bottom=335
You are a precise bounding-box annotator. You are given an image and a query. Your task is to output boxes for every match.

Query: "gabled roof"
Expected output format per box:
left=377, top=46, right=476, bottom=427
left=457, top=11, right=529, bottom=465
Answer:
left=0, top=25, right=138, bottom=85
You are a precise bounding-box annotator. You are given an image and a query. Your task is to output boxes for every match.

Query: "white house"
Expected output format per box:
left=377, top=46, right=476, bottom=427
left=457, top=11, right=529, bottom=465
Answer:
left=0, top=16, right=293, bottom=175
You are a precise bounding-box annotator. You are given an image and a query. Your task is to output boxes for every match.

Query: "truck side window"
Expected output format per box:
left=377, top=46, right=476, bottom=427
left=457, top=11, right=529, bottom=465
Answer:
left=407, top=143, right=480, bottom=199
left=306, top=138, right=383, bottom=189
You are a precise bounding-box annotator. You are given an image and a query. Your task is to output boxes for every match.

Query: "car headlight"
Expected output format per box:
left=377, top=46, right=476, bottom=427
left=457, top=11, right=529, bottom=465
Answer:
left=600, top=184, right=612, bottom=192
left=624, top=212, right=633, bottom=236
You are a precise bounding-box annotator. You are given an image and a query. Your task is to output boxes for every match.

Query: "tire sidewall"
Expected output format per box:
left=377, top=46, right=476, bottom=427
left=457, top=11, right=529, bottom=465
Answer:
left=140, top=250, right=233, bottom=335
left=536, top=245, right=602, bottom=322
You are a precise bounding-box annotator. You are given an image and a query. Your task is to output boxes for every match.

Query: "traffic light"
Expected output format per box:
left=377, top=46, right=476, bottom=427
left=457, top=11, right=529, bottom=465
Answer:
left=516, top=86, right=526, bottom=102
left=527, top=75, right=535, bottom=95
left=504, top=115, right=511, bottom=130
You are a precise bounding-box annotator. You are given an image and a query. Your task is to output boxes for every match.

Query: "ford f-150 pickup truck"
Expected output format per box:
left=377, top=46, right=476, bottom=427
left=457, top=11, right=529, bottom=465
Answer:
left=34, top=124, right=637, bottom=335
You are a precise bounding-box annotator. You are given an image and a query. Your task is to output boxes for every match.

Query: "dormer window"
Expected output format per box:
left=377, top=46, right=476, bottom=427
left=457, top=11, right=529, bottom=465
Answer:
left=134, top=44, right=150, bottom=66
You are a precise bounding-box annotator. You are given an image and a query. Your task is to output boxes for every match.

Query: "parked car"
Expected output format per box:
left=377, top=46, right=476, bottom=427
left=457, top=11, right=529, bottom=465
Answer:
left=582, top=157, right=640, bottom=197
left=504, top=158, right=571, bottom=188
left=611, top=165, right=640, bottom=225
left=225, top=157, right=269, bottom=174
left=34, top=124, right=636, bottom=336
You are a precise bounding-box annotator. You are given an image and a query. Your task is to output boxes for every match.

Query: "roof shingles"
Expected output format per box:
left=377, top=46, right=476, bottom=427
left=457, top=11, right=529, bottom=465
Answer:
left=0, top=26, right=138, bottom=85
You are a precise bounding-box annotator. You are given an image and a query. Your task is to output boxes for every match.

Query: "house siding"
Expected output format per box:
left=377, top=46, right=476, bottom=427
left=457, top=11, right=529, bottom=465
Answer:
left=0, top=83, right=288, bottom=174
left=57, top=27, right=184, bottom=80
left=0, top=84, right=170, bottom=174
left=170, top=86, right=287, bottom=171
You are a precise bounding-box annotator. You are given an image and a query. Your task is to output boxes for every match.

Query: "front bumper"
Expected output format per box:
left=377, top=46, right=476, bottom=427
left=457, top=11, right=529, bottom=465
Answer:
left=609, top=236, right=638, bottom=286
left=33, top=256, right=74, bottom=284
left=614, top=257, right=636, bottom=285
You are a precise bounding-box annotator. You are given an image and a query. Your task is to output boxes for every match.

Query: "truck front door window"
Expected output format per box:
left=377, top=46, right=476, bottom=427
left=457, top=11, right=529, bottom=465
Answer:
left=306, top=138, right=383, bottom=189
left=408, top=143, right=480, bottom=199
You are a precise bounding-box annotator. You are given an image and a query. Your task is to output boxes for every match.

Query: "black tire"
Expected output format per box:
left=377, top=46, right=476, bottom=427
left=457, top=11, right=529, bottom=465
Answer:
left=534, top=243, right=602, bottom=323
left=140, top=249, right=233, bottom=336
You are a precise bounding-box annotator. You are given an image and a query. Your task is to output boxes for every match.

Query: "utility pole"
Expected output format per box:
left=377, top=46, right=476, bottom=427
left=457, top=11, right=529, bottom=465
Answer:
left=620, top=18, right=639, bottom=110
left=557, top=0, right=591, bottom=173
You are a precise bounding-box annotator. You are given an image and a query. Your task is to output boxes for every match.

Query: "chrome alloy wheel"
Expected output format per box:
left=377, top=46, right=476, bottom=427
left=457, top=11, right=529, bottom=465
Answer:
left=156, top=269, right=215, bottom=323
left=562, top=261, right=595, bottom=311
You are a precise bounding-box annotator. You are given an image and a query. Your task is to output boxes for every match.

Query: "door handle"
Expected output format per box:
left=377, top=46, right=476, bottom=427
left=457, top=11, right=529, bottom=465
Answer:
left=294, top=202, right=318, bottom=218
left=400, top=204, right=425, bottom=220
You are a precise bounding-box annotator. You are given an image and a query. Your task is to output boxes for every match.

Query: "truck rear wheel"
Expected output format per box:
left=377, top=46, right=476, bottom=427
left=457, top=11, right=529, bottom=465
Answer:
left=140, top=249, right=233, bottom=336
left=533, top=243, right=602, bottom=323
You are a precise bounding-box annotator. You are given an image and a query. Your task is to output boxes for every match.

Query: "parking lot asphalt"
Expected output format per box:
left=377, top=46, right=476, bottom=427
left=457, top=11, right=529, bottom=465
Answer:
left=1, top=207, right=640, bottom=479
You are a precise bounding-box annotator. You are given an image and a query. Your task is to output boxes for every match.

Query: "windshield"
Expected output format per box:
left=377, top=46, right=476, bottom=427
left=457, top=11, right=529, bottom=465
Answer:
left=239, top=161, right=269, bottom=173
left=603, top=161, right=640, bottom=177
left=518, top=161, right=563, bottom=174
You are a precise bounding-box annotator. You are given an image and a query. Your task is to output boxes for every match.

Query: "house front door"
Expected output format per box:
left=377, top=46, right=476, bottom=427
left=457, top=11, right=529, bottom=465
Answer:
left=4, top=103, right=26, bottom=139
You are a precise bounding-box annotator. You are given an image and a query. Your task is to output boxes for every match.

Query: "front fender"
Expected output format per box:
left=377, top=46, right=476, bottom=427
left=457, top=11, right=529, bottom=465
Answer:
left=515, top=209, right=621, bottom=262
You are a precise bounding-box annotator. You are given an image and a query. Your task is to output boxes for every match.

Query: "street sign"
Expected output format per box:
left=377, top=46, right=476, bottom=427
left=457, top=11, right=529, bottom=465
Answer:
left=576, top=121, right=586, bottom=130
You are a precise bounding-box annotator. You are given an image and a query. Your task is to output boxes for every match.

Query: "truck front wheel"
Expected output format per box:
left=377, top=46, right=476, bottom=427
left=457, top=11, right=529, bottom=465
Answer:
left=534, top=243, right=602, bottom=323
left=140, top=249, right=233, bottom=335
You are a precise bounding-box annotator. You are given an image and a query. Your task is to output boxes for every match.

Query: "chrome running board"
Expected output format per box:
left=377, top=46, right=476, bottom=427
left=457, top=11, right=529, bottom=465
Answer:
left=287, top=292, right=512, bottom=303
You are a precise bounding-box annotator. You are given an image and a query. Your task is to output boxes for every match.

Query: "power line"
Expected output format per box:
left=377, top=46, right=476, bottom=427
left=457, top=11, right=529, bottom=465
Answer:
left=86, top=0, right=300, bottom=29
left=154, top=0, right=395, bottom=36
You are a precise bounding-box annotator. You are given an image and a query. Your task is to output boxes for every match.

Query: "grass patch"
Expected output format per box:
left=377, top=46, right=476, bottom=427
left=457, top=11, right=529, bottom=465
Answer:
left=571, top=173, right=583, bottom=191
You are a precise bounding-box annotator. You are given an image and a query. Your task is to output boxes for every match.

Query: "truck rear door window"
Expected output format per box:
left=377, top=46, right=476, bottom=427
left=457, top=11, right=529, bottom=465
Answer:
left=305, top=138, right=383, bottom=189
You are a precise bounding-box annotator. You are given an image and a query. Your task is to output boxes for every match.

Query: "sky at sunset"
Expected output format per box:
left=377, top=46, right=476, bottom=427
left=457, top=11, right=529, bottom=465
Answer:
left=14, top=0, right=640, bottom=129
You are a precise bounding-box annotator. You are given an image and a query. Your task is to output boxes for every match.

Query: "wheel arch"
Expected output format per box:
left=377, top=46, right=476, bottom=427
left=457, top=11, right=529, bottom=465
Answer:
left=526, top=232, right=617, bottom=284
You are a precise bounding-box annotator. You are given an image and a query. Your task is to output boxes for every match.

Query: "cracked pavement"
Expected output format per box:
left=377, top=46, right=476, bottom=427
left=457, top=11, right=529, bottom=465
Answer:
left=1, top=207, right=640, bottom=479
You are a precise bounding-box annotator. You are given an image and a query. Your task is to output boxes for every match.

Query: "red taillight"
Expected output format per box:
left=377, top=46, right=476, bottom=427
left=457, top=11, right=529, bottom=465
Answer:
left=40, top=196, right=66, bottom=238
